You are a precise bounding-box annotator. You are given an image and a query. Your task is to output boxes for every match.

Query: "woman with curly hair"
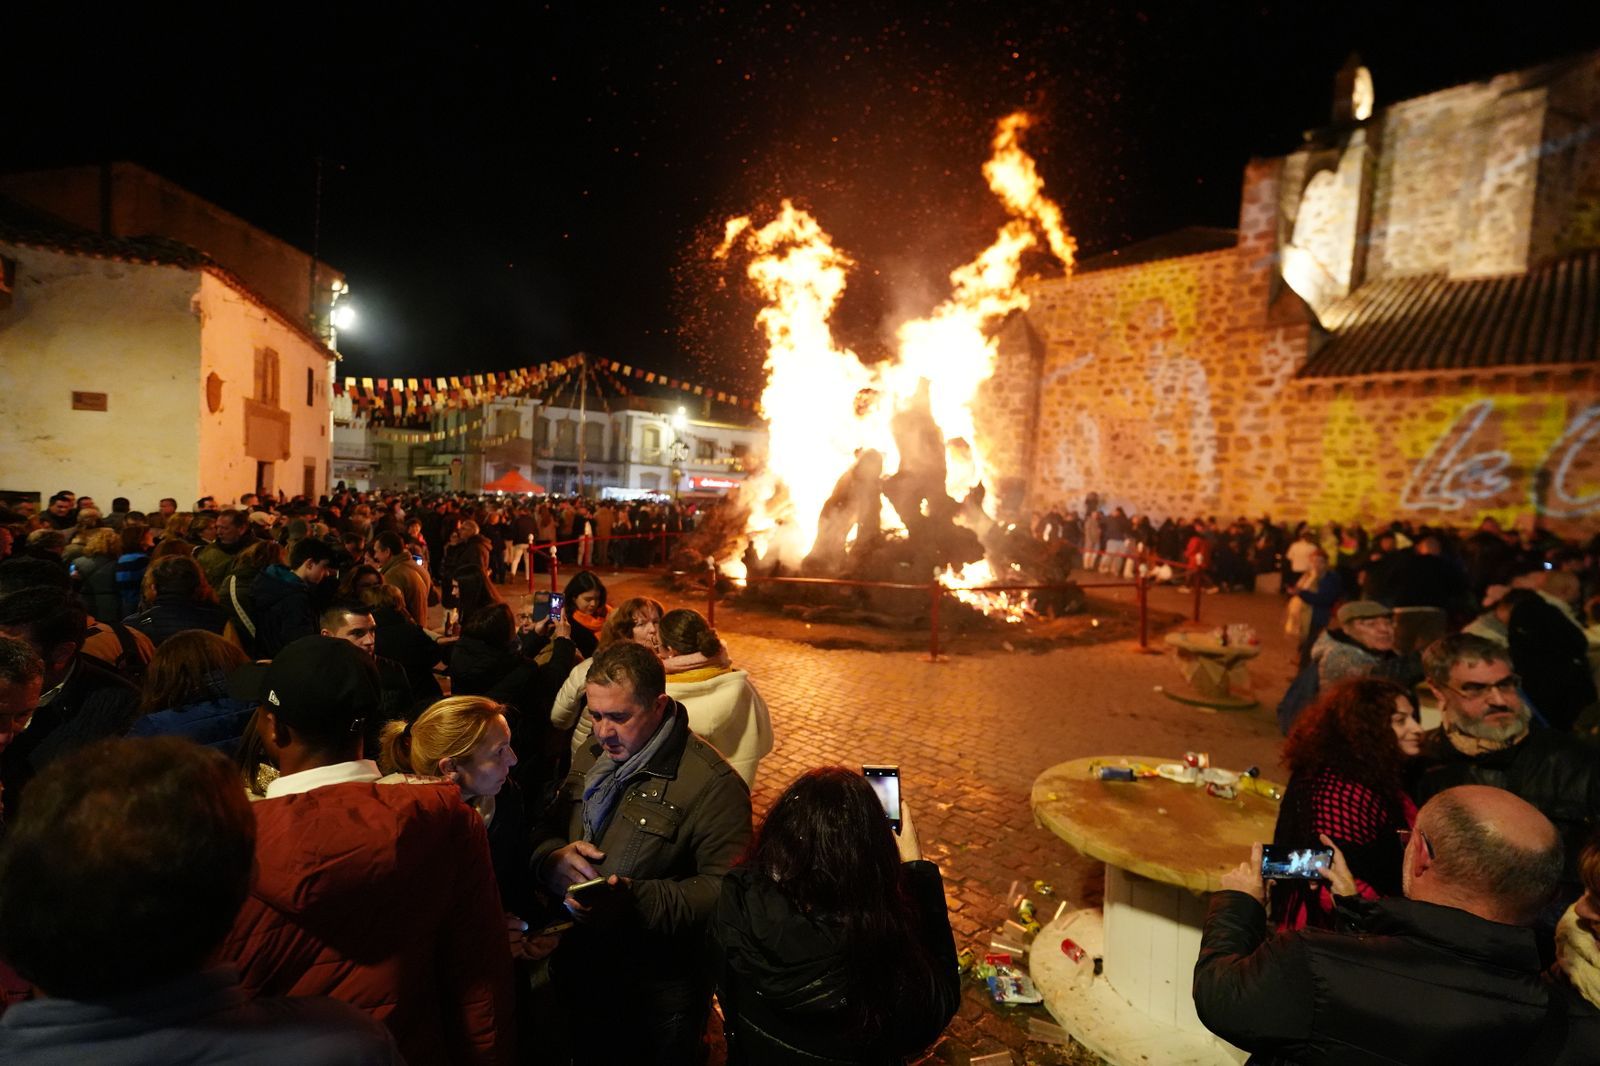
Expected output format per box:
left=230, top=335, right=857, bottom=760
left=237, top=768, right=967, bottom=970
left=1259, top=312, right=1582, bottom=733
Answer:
left=1269, top=676, right=1422, bottom=930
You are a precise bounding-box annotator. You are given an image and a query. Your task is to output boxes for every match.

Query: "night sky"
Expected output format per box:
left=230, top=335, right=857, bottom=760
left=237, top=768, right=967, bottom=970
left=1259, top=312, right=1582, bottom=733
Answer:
left=6, top=2, right=1596, bottom=392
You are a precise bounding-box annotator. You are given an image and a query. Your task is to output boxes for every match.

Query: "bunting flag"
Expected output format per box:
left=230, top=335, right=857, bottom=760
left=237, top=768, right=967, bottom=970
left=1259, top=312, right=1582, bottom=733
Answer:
left=331, top=354, right=764, bottom=424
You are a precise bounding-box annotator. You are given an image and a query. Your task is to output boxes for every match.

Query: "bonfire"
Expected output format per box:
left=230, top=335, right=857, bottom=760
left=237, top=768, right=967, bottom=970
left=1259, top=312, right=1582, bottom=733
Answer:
left=697, top=112, right=1078, bottom=625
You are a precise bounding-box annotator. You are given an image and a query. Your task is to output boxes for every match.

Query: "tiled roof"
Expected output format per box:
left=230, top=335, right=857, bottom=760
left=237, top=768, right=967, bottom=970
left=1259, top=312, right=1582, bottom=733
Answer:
left=1299, top=249, right=1600, bottom=378
left=1077, top=226, right=1238, bottom=274
left=0, top=195, right=210, bottom=268
left=0, top=195, right=336, bottom=361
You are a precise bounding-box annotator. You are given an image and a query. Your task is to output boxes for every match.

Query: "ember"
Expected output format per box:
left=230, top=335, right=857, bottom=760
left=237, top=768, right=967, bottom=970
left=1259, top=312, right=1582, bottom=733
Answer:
left=708, top=112, right=1076, bottom=623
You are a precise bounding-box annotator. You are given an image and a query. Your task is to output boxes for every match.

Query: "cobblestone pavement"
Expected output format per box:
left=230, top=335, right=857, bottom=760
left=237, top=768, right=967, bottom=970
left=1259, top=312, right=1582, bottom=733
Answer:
left=563, top=569, right=1300, bottom=1064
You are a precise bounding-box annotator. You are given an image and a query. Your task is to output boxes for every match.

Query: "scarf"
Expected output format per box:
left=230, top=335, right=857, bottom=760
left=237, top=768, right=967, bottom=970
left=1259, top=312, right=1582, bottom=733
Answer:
left=1444, top=723, right=1525, bottom=757
left=581, top=703, right=680, bottom=844
left=572, top=608, right=606, bottom=635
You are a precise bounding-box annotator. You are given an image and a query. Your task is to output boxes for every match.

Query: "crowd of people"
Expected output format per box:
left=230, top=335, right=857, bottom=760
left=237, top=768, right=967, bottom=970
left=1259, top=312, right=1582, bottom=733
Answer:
left=1191, top=579, right=1600, bottom=1059
left=0, top=486, right=958, bottom=1065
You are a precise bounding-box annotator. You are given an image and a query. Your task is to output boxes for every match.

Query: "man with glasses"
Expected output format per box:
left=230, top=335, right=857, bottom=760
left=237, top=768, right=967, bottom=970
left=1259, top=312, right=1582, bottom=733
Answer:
left=1195, top=785, right=1599, bottom=1062
left=0, top=635, right=43, bottom=826
left=1310, top=600, right=1425, bottom=690
left=1412, top=633, right=1600, bottom=912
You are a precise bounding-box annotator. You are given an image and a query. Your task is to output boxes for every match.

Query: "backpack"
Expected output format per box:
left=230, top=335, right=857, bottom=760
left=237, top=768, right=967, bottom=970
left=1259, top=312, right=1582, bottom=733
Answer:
left=91, top=618, right=149, bottom=685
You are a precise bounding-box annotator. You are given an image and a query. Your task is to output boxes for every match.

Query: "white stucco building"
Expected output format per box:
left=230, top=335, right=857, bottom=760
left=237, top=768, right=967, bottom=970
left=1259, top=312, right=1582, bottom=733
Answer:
left=0, top=165, right=340, bottom=510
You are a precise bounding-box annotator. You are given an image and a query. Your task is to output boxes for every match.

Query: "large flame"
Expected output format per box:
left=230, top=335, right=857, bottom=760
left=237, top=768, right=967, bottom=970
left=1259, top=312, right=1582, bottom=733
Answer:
left=721, top=112, right=1074, bottom=610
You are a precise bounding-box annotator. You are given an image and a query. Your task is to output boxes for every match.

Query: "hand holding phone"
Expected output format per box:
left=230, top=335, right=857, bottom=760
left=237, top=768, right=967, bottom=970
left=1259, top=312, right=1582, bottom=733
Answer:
left=1259, top=844, right=1334, bottom=881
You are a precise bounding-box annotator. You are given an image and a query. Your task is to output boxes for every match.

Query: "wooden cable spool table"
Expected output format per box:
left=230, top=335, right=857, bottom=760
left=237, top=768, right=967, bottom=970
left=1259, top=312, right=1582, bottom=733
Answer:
left=1162, top=633, right=1260, bottom=709
left=1029, top=755, right=1281, bottom=1065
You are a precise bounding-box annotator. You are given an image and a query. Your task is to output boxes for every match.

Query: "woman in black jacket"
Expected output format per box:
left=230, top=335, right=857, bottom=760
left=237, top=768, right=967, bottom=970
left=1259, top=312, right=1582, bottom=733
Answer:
left=709, top=767, right=960, bottom=1065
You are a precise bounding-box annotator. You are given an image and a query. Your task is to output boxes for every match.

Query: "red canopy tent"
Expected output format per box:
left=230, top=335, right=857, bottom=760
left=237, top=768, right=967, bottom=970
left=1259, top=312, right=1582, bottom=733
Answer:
left=482, top=469, right=547, bottom=494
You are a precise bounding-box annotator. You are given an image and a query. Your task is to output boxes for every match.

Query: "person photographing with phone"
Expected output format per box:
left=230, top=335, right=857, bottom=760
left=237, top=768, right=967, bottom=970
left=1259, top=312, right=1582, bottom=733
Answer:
left=1270, top=677, right=1422, bottom=930
left=530, top=641, right=751, bottom=1065
left=1193, top=785, right=1600, bottom=1063
left=707, top=766, right=961, bottom=1065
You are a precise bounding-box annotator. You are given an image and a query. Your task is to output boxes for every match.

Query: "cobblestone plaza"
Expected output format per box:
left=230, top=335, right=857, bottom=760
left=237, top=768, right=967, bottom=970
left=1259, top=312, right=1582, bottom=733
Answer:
left=592, top=574, right=1293, bottom=1063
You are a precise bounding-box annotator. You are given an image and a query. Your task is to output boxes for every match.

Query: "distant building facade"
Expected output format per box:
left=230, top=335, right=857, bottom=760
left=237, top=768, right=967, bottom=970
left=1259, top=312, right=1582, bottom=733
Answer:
left=0, top=164, right=342, bottom=508
left=333, top=391, right=765, bottom=497
left=979, top=49, right=1600, bottom=534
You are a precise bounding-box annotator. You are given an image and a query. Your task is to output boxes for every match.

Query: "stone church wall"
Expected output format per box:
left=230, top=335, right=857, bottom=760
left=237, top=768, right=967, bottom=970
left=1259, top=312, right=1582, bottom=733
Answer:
left=973, top=52, right=1600, bottom=538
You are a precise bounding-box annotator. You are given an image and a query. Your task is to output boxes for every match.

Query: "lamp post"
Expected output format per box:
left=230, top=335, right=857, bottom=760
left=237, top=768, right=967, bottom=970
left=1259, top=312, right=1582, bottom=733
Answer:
left=669, top=407, right=689, bottom=504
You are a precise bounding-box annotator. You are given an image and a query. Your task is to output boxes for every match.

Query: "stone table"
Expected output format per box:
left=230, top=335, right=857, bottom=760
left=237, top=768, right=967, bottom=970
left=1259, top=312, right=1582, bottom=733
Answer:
left=1163, top=633, right=1260, bottom=709
left=1030, top=755, right=1281, bottom=1065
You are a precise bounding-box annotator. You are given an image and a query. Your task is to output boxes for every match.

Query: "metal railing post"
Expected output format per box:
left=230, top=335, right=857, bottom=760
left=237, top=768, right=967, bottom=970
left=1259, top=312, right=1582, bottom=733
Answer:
left=1136, top=548, right=1150, bottom=651
left=526, top=534, right=536, bottom=595
left=707, top=558, right=717, bottom=628
left=550, top=545, right=560, bottom=594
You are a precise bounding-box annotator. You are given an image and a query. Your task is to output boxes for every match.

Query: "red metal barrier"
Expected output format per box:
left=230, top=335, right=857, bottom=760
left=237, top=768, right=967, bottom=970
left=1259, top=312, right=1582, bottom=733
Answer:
left=707, top=559, right=717, bottom=628
left=525, top=534, right=537, bottom=595
left=1136, top=551, right=1150, bottom=651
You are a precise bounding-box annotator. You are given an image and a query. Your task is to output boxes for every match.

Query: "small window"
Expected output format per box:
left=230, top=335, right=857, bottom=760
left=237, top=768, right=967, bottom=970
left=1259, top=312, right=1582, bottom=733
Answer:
left=306, top=368, right=315, bottom=407
left=696, top=439, right=715, bottom=460
left=253, top=348, right=281, bottom=406
left=642, top=426, right=662, bottom=451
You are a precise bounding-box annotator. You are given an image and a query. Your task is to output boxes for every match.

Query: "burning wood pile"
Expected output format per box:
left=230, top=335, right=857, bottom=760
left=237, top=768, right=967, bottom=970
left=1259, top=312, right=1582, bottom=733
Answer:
left=679, top=113, right=1085, bottom=628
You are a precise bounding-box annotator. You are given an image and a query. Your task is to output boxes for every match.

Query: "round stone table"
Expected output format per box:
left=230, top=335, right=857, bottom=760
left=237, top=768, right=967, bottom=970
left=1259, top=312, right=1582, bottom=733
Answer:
left=1163, top=633, right=1260, bottom=709
left=1029, top=756, right=1281, bottom=1065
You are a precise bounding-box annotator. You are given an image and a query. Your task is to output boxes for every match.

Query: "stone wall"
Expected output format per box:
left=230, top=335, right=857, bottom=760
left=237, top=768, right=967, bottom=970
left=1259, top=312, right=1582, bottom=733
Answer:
left=977, top=239, right=1600, bottom=535
left=971, top=51, right=1600, bottom=539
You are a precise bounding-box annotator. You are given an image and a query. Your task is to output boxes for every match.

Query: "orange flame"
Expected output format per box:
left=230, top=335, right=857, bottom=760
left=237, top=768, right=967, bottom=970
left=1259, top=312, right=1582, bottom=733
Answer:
left=722, top=112, right=1073, bottom=612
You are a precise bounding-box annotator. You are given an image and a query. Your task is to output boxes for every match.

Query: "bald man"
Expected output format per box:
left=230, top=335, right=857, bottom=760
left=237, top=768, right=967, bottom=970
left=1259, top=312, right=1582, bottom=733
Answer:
left=1193, top=786, right=1600, bottom=1064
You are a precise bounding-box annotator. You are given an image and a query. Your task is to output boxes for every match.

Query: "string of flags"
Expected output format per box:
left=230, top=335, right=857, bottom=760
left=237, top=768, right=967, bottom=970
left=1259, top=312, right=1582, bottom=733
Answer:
left=334, top=354, right=762, bottom=425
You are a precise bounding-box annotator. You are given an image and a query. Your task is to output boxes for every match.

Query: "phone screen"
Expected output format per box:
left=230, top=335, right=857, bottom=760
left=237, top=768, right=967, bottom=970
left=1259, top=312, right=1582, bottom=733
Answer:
left=548, top=592, right=565, bottom=621
left=1260, top=844, right=1333, bottom=881
left=862, top=764, right=901, bottom=832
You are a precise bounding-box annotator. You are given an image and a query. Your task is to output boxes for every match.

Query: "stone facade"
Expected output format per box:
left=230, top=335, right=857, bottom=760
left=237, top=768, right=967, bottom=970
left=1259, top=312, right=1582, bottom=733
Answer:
left=977, top=50, right=1600, bottom=536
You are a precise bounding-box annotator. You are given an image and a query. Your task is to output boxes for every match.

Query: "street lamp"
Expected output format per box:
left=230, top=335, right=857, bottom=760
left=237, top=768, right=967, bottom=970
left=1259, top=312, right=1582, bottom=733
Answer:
left=669, top=407, right=689, bottom=503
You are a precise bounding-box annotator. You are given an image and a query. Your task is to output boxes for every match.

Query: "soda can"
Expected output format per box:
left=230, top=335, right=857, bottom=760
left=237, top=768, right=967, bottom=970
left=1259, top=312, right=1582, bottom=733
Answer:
left=1060, top=938, right=1087, bottom=963
left=1184, top=751, right=1210, bottom=769
left=957, top=948, right=976, bottom=974
left=1095, top=766, right=1136, bottom=782
left=1032, top=880, right=1055, bottom=896
left=1205, top=781, right=1237, bottom=800
left=984, top=952, right=1013, bottom=967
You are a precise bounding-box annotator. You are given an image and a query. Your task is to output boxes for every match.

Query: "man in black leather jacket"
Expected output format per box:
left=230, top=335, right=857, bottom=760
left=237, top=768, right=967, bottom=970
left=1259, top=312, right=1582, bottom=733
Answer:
left=1194, top=785, right=1600, bottom=1064
left=1410, top=634, right=1600, bottom=908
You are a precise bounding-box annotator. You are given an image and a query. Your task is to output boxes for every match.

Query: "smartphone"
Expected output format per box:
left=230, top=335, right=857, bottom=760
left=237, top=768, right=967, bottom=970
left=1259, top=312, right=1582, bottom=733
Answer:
left=548, top=591, right=566, bottom=621
left=566, top=875, right=609, bottom=904
left=1260, top=844, right=1334, bottom=881
left=530, top=591, right=553, bottom=622
left=862, top=764, right=901, bottom=833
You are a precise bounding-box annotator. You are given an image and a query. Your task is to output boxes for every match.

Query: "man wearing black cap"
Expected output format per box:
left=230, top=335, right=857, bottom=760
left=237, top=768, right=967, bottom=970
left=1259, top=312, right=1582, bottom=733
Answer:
left=220, top=636, right=514, bottom=1066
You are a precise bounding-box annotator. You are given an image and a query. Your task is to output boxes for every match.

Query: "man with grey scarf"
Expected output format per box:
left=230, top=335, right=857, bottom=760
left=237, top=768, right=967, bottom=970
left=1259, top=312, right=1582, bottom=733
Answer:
left=532, top=641, right=751, bottom=1065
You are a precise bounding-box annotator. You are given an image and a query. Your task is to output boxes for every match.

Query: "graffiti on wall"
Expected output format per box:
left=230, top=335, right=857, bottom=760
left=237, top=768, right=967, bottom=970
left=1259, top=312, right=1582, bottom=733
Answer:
left=1400, top=397, right=1600, bottom=520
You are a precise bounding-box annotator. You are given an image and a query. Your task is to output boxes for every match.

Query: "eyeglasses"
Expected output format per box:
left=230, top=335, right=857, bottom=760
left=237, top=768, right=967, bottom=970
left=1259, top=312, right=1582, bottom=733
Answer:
left=1396, top=828, right=1436, bottom=859
left=1442, top=674, right=1521, bottom=700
